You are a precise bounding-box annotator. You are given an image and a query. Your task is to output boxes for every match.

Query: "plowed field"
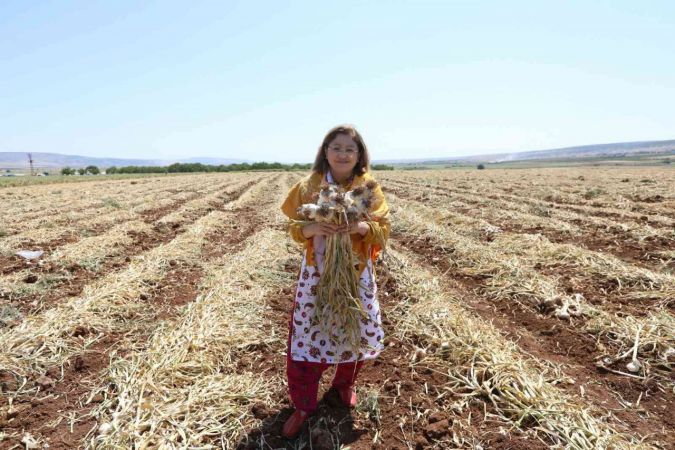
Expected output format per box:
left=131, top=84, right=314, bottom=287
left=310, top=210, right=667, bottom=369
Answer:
left=1, top=167, right=673, bottom=449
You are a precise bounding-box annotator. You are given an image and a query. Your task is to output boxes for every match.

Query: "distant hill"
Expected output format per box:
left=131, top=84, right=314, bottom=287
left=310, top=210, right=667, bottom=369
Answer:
left=2, top=139, right=674, bottom=170
left=375, top=139, right=675, bottom=165
left=0, top=152, right=249, bottom=170
left=482, top=139, right=675, bottom=163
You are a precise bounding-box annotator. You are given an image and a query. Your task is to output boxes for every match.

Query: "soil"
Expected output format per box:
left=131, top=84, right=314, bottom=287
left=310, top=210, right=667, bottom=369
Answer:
left=0, top=186, right=221, bottom=274
left=0, top=176, right=282, bottom=450
left=383, top=182, right=674, bottom=272
left=2, top=172, right=671, bottom=449
left=394, top=231, right=675, bottom=448
left=0, top=180, right=260, bottom=317
left=0, top=266, right=203, bottom=450
left=234, top=253, right=551, bottom=449
left=425, top=178, right=675, bottom=229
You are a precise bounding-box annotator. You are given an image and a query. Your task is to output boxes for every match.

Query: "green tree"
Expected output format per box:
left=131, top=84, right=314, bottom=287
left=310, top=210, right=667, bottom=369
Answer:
left=61, top=167, right=75, bottom=175
left=85, top=165, right=100, bottom=175
left=371, top=164, right=394, bottom=170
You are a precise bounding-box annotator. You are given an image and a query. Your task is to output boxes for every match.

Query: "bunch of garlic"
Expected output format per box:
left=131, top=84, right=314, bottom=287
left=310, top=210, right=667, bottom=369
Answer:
left=297, top=180, right=379, bottom=225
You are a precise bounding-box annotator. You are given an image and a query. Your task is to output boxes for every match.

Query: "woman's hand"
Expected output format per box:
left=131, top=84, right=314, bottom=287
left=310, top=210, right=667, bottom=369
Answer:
left=302, top=221, right=369, bottom=238
left=301, top=222, right=344, bottom=238
left=345, top=221, right=369, bottom=236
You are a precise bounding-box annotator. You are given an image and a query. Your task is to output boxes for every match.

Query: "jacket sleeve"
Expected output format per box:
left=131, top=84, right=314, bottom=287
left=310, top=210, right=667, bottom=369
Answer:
left=281, top=180, right=309, bottom=245
left=363, top=182, right=390, bottom=248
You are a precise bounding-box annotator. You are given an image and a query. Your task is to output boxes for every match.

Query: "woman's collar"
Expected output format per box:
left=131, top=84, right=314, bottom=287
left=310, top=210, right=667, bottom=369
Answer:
left=326, top=170, right=355, bottom=187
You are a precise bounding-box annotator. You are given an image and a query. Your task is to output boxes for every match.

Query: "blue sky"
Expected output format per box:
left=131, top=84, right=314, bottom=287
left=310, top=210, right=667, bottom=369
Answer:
left=1, top=1, right=673, bottom=163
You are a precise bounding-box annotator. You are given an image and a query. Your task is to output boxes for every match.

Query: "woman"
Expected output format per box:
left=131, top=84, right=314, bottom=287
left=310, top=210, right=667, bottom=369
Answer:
left=279, top=124, right=390, bottom=439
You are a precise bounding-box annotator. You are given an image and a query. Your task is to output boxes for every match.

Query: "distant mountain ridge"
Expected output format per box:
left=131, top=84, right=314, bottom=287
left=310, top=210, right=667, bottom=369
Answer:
left=483, top=139, right=675, bottom=163
left=1, top=139, right=674, bottom=169
left=375, top=139, right=675, bottom=164
left=0, top=152, right=249, bottom=169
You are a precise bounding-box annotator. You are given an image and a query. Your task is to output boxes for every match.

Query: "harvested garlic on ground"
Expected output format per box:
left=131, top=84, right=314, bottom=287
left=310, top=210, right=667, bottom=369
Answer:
left=555, top=304, right=570, bottom=320
left=412, top=347, right=427, bottom=362
left=626, top=359, right=642, bottom=373
left=21, top=434, right=39, bottom=450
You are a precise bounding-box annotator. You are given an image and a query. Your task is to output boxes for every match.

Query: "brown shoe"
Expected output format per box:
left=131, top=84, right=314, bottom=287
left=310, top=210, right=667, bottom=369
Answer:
left=282, top=409, right=309, bottom=439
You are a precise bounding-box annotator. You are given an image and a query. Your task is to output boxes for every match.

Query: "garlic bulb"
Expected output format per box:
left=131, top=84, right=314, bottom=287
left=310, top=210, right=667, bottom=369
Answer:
left=555, top=304, right=570, bottom=320
left=626, top=359, right=642, bottom=373
left=297, top=204, right=320, bottom=219
left=98, top=422, right=113, bottom=435
left=412, top=347, right=427, bottom=362
left=21, top=434, right=39, bottom=450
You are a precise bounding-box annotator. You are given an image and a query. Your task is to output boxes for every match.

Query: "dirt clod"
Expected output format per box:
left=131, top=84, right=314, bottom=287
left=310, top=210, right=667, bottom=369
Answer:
left=251, top=402, right=269, bottom=419
left=23, top=274, right=38, bottom=283
left=414, top=435, right=429, bottom=449
left=36, top=375, right=55, bottom=389
left=74, top=356, right=86, bottom=371
left=72, top=326, right=89, bottom=337
left=424, top=418, right=450, bottom=440
left=310, top=427, right=333, bottom=450
left=427, top=411, right=446, bottom=424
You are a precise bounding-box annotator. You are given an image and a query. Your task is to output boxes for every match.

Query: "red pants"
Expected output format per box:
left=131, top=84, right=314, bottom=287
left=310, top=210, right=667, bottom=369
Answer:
left=286, top=315, right=363, bottom=413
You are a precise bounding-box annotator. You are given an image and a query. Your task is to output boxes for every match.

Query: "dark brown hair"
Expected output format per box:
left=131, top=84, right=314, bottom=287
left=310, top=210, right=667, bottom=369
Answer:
left=312, top=124, right=370, bottom=175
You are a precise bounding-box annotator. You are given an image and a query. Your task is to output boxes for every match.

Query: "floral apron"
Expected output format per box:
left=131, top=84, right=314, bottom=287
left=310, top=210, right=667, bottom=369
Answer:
left=289, top=248, right=384, bottom=363
left=288, top=170, right=385, bottom=363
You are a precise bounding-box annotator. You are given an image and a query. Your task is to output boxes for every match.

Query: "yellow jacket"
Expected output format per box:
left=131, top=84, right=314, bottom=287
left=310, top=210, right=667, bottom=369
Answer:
left=281, top=171, right=390, bottom=273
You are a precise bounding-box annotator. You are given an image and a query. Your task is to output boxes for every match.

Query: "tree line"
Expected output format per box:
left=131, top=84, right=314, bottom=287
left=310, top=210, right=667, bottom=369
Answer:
left=61, top=162, right=311, bottom=175
left=61, top=162, right=395, bottom=175
left=60, top=165, right=101, bottom=175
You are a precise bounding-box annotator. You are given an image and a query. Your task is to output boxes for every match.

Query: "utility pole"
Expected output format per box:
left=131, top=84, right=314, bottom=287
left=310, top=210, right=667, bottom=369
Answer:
left=27, top=153, right=36, bottom=176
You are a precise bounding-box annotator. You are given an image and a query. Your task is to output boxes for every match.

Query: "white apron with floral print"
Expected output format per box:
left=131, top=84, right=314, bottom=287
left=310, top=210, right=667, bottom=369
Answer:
left=289, top=170, right=385, bottom=363
left=289, top=245, right=384, bottom=363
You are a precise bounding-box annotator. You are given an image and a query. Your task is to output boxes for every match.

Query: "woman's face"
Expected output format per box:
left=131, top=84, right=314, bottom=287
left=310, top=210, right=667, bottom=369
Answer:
left=325, top=133, right=359, bottom=176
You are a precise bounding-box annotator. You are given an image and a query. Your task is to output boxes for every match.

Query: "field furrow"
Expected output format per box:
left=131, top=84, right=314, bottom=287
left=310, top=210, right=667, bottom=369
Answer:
left=0, top=177, right=261, bottom=316
left=384, top=244, right=661, bottom=449
left=392, top=235, right=674, bottom=445
left=89, top=227, right=292, bottom=448
left=0, top=175, right=235, bottom=255
left=0, top=176, right=271, bottom=377
left=0, top=173, right=299, bottom=449
left=388, top=190, right=674, bottom=311
left=1, top=167, right=671, bottom=449
left=451, top=168, right=675, bottom=219
left=0, top=175, right=219, bottom=229
left=388, top=193, right=674, bottom=381
left=380, top=168, right=675, bottom=225
left=383, top=183, right=674, bottom=274
left=382, top=178, right=675, bottom=267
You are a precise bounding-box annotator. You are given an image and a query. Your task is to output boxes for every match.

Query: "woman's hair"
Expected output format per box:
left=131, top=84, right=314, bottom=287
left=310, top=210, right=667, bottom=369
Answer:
left=312, top=124, right=370, bottom=175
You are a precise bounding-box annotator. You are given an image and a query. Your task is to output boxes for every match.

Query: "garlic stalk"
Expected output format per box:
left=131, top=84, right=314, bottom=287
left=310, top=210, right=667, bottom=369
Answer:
left=626, top=325, right=644, bottom=373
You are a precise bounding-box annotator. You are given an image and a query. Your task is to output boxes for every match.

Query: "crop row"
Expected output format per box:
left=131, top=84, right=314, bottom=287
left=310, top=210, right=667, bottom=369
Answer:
left=388, top=192, right=674, bottom=380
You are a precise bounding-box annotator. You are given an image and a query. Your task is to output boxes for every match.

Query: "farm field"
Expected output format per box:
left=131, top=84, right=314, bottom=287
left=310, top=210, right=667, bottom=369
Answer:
left=0, top=167, right=673, bottom=449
